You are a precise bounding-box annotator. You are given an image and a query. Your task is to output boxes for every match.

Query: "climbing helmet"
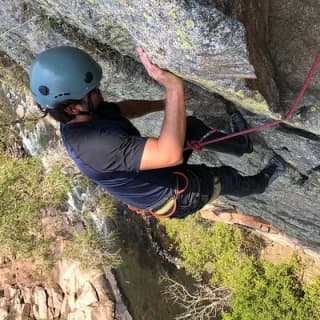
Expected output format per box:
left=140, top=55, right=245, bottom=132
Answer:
left=29, top=46, right=102, bottom=109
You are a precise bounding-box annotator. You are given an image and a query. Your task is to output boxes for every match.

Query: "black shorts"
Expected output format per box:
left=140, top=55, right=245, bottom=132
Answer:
left=173, top=165, right=216, bottom=219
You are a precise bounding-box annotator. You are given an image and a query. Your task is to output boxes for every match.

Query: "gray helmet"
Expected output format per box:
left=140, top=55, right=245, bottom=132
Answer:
left=29, top=46, right=102, bottom=109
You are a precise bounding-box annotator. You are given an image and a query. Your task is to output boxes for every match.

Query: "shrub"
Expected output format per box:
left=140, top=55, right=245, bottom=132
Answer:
left=161, top=214, right=320, bottom=320
left=0, top=153, right=69, bottom=259
left=63, top=220, right=121, bottom=271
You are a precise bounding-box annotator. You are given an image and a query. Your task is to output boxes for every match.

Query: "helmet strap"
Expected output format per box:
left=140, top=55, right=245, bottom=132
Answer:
left=78, top=111, right=91, bottom=115
left=87, top=94, right=95, bottom=114
left=79, top=89, right=99, bottom=116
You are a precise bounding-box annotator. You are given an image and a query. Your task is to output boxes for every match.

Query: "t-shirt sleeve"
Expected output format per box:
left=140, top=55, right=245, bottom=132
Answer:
left=96, top=102, right=121, bottom=119
left=66, top=127, right=147, bottom=173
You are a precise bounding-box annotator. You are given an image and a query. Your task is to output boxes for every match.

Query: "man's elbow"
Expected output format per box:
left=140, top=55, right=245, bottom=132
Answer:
left=166, top=153, right=184, bottom=167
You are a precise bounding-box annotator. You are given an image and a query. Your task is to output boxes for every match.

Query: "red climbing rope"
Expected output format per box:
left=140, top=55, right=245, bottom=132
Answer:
left=185, top=53, right=320, bottom=152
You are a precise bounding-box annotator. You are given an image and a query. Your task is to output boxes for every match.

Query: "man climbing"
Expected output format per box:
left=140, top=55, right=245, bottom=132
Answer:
left=29, top=46, right=286, bottom=219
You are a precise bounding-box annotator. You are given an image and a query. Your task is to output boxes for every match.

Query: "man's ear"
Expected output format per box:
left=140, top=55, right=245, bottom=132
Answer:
left=64, top=104, right=81, bottom=115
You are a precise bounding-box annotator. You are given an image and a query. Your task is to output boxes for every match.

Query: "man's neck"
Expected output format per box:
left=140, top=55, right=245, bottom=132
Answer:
left=67, top=114, right=96, bottom=124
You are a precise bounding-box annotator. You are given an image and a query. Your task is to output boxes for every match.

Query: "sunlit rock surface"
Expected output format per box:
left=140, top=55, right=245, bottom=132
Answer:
left=0, top=0, right=319, bottom=245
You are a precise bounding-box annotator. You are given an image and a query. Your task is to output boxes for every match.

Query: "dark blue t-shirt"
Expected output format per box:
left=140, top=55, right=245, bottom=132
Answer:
left=60, top=102, right=176, bottom=209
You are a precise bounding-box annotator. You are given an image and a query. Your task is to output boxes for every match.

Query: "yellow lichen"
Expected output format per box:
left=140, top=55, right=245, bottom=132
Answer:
left=310, top=105, right=318, bottom=112
left=169, top=9, right=177, bottom=19
left=176, top=28, right=185, bottom=38
left=143, top=12, right=151, bottom=20
left=254, top=91, right=265, bottom=103
left=186, top=19, right=195, bottom=28
left=182, top=41, right=191, bottom=49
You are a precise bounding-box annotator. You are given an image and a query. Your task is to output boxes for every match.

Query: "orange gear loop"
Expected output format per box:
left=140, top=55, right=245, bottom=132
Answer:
left=172, top=171, right=189, bottom=194
left=129, top=171, right=189, bottom=219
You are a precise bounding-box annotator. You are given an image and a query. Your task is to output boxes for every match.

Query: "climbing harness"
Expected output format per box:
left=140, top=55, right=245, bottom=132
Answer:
left=128, top=171, right=189, bottom=219
left=185, top=53, right=320, bottom=152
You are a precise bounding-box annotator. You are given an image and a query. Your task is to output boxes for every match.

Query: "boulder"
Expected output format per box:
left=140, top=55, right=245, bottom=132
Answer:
left=32, top=286, right=48, bottom=320
left=75, top=281, right=99, bottom=309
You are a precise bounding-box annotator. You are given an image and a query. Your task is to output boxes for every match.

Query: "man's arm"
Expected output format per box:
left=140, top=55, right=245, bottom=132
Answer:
left=117, top=89, right=193, bottom=119
left=136, top=48, right=186, bottom=171
left=117, top=99, right=164, bottom=119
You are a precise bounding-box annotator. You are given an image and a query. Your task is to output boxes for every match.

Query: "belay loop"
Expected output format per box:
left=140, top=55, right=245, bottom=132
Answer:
left=185, top=53, right=320, bottom=152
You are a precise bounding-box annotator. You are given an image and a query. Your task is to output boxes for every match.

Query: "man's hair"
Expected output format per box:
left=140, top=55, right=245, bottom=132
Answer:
left=37, top=99, right=83, bottom=123
left=36, top=87, right=99, bottom=123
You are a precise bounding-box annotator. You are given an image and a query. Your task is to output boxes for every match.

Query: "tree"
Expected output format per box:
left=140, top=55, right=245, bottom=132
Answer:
left=162, top=275, right=231, bottom=320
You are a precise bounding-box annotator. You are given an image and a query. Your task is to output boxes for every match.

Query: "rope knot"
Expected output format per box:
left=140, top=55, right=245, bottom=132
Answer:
left=187, top=140, right=203, bottom=152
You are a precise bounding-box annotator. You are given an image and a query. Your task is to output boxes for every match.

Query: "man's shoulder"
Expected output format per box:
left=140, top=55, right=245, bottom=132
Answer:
left=61, top=121, right=119, bottom=148
left=61, top=122, right=99, bottom=140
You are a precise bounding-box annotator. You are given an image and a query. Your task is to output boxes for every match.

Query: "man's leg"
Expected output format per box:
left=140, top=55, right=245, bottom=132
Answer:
left=172, top=156, right=285, bottom=219
left=185, top=114, right=253, bottom=158
left=210, top=155, right=286, bottom=197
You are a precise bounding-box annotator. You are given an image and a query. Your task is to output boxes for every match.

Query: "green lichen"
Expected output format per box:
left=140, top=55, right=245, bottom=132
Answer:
left=286, top=159, right=296, bottom=168
left=193, top=78, right=272, bottom=117
left=254, top=91, right=265, bottom=103
left=176, top=28, right=185, bottom=38
left=185, top=54, right=192, bottom=60
left=143, top=12, right=151, bottom=20
left=155, top=52, right=165, bottom=61
left=233, top=89, right=271, bottom=115
left=128, top=6, right=135, bottom=14
left=87, top=0, right=96, bottom=4
left=182, top=41, right=191, bottom=49
left=236, top=89, right=245, bottom=99
left=309, top=105, right=318, bottom=112
left=176, top=28, right=194, bottom=49
left=97, top=21, right=113, bottom=33
left=169, top=9, right=177, bottom=19
left=186, top=19, right=195, bottom=28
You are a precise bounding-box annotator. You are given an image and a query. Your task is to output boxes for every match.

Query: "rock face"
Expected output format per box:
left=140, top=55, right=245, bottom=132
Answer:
left=0, top=1, right=319, bottom=246
left=0, top=264, right=115, bottom=320
left=0, top=207, right=131, bottom=320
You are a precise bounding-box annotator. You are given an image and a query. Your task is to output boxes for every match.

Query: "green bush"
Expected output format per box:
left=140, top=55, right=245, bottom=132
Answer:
left=63, top=221, right=121, bottom=271
left=0, top=153, right=69, bottom=259
left=223, top=257, right=305, bottom=320
left=297, top=279, right=320, bottom=319
left=161, top=214, right=320, bottom=320
left=162, top=214, right=255, bottom=281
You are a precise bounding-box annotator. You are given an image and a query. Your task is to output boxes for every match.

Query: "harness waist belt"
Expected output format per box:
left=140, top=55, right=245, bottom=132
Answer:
left=128, top=172, right=189, bottom=219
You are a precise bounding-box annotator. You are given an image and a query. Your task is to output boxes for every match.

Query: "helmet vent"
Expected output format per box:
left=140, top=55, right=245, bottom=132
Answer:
left=54, top=93, right=71, bottom=99
left=84, top=72, right=93, bottom=83
left=39, top=86, right=49, bottom=96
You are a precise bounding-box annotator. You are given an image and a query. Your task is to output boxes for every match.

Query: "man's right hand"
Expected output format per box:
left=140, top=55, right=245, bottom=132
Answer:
left=137, top=48, right=183, bottom=91
left=137, top=48, right=186, bottom=171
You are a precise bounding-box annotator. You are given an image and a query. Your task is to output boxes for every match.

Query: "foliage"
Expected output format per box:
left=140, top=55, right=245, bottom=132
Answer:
left=0, top=90, right=14, bottom=153
left=298, top=279, right=320, bottom=319
left=63, top=220, right=121, bottom=271
left=0, top=153, right=69, bottom=260
left=161, top=214, right=256, bottom=280
left=162, top=275, right=231, bottom=320
left=222, top=257, right=305, bottom=320
left=0, top=52, right=29, bottom=94
left=161, top=214, right=320, bottom=320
